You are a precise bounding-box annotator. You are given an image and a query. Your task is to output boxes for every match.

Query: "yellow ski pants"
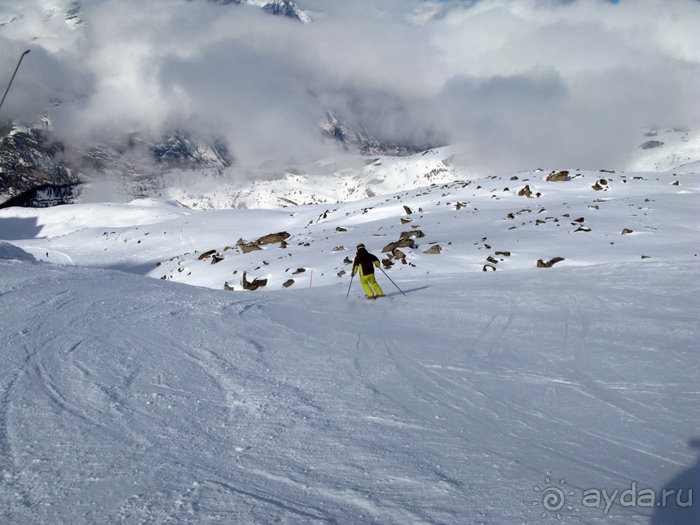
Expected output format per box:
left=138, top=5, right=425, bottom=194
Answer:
left=360, top=273, right=383, bottom=298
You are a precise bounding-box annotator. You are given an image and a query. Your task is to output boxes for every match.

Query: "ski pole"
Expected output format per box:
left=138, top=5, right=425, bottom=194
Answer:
left=346, top=273, right=354, bottom=299
left=379, top=266, right=405, bottom=296
left=0, top=50, right=30, bottom=112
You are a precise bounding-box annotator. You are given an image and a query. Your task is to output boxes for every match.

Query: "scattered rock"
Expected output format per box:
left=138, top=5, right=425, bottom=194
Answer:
left=400, top=230, right=425, bottom=240
left=592, top=178, right=609, bottom=191
left=382, top=238, right=415, bottom=253
left=546, top=170, right=569, bottom=182
left=224, top=282, right=235, bottom=291
left=537, top=257, right=565, bottom=268
left=518, top=185, right=533, bottom=198
left=403, top=205, right=413, bottom=215
left=483, top=264, right=496, bottom=272
left=242, top=272, right=267, bottom=291
left=237, top=238, right=261, bottom=253
left=640, top=140, right=664, bottom=150
left=423, top=245, right=441, bottom=255
left=256, top=232, right=290, bottom=245
left=282, top=279, right=295, bottom=288
left=336, top=226, right=347, bottom=232
left=495, top=251, right=511, bottom=257
left=292, top=268, right=306, bottom=274
left=621, top=229, right=634, bottom=235
left=211, top=254, right=224, bottom=264
left=400, top=218, right=412, bottom=224
left=198, top=249, right=217, bottom=260
left=343, top=256, right=352, bottom=265
left=332, top=246, right=345, bottom=252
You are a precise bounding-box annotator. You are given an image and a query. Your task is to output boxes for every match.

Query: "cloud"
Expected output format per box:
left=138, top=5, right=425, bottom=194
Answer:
left=0, top=0, right=698, bottom=173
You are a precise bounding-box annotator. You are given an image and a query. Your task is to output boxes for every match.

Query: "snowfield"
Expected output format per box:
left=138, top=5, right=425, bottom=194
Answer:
left=0, top=158, right=698, bottom=523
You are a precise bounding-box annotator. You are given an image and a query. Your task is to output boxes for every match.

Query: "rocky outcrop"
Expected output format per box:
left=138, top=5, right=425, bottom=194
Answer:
left=546, top=170, right=569, bottom=182
left=592, top=179, right=609, bottom=191
left=382, top=238, right=415, bottom=253
left=400, top=230, right=425, bottom=240
left=255, top=231, right=291, bottom=245
left=518, top=185, right=533, bottom=198
left=537, top=257, right=565, bottom=268
left=640, top=140, right=664, bottom=150
left=0, top=125, right=80, bottom=206
left=322, top=113, right=436, bottom=157
left=242, top=272, right=267, bottom=291
left=237, top=232, right=290, bottom=253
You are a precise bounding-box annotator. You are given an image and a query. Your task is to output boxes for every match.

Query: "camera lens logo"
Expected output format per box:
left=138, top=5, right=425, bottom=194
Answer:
left=534, top=473, right=575, bottom=520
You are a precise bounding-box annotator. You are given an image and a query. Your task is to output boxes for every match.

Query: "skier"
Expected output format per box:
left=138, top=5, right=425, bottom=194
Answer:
left=352, top=243, right=384, bottom=299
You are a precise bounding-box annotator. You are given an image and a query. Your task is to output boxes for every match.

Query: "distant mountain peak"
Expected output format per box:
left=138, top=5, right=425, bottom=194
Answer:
left=260, top=0, right=312, bottom=24
left=204, top=0, right=312, bottom=23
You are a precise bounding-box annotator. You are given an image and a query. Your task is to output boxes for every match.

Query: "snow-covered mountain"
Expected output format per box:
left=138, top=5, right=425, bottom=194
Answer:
left=1, top=1, right=698, bottom=521
left=0, top=154, right=698, bottom=523
left=3, top=153, right=698, bottom=291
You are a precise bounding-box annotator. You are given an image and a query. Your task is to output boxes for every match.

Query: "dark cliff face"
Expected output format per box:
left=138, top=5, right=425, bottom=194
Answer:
left=0, top=124, right=235, bottom=208
left=323, top=114, right=439, bottom=157
left=0, top=125, right=80, bottom=206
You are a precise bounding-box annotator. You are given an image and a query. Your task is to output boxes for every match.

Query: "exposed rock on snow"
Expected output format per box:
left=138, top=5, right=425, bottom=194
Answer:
left=546, top=170, right=570, bottom=182
left=242, top=271, right=267, bottom=290
left=537, top=256, right=566, bottom=268
left=518, top=185, right=533, bottom=197
left=382, top=238, right=416, bottom=253
left=255, top=231, right=291, bottom=245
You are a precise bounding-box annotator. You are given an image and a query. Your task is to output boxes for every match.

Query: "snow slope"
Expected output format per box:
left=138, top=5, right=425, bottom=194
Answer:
left=0, top=257, right=698, bottom=523
left=0, top=158, right=698, bottom=523
left=1, top=163, right=697, bottom=292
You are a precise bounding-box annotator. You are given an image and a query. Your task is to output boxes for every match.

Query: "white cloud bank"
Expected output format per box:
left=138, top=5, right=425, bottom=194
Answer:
left=0, top=0, right=698, bottom=172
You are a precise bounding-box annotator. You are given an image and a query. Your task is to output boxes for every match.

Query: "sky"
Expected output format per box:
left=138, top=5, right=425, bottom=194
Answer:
left=0, top=0, right=698, bottom=173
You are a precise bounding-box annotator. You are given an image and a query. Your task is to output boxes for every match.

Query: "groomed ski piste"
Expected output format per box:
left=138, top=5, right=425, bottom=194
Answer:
left=1, top=154, right=698, bottom=523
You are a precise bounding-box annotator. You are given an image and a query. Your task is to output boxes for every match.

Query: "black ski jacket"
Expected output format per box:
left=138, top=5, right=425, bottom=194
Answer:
left=353, top=248, right=380, bottom=276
